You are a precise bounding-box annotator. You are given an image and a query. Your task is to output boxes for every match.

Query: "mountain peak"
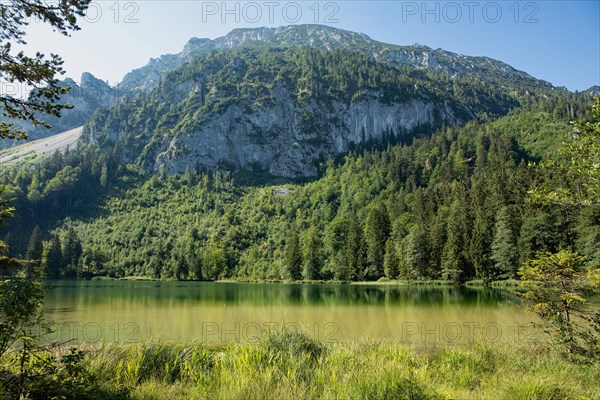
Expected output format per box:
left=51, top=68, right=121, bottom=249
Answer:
left=117, top=24, right=551, bottom=96
left=80, top=72, right=107, bottom=88
left=181, top=37, right=215, bottom=58
left=586, top=85, right=600, bottom=95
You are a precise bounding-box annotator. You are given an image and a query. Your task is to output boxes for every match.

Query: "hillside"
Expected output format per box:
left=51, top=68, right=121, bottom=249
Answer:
left=84, top=45, right=523, bottom=178
left=0, top=25, right=597, bottom=283
left=1, top=94, right=598, bottom=282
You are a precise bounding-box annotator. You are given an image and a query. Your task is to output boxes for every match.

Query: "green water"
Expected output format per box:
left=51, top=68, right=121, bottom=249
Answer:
left=43, top=281, right=538, bottom=345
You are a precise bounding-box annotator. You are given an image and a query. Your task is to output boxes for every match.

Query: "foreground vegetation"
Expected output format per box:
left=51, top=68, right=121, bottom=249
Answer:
left=1, top=330, right=598, bottom=400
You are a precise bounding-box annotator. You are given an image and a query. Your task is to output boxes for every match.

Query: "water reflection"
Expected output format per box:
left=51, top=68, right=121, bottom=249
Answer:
left=42, top=281, right=532, bottom=345
left=44, top=281, right=515, bottom=307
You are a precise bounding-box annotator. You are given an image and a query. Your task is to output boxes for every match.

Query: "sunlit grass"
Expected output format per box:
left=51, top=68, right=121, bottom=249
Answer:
left=76, top=330, right=600, bottom=400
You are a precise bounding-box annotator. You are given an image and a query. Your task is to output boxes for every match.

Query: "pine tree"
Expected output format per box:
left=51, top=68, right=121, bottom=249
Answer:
left=490, top=206, right=519, bottom=279
left=442, top=192, right=470, bottom=283
left=383, top=238, right=398, bottom=279
left=62, top=229, right=82, bottom=278
left=284, top=223, right=302, bottom=281
left=364, top=203, right=391, bottom=280
left=26, top=226, right=43, bottom=261
left=185, top=229, right=203, bottom=280
left=428, top=207, right=448, bottom=278
left=345, top=213, right=367, bottom=281
left=518, top=210, right=558, bottom=264
left=302, top=225, right=322, bottom=280
left=474, top=134, right=488, bottom=174
left=403, top=227, right=428, bottom=279
left=470, top=209, right=493, bottom=283
left=468, top=178, right=494, bottom=283
left=325, top=216, right=349, bottom=280
left=44, top=235, right=63, bottom=279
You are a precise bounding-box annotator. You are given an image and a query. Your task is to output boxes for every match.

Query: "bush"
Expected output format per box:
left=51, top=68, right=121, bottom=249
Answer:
left=0, top=348, right=129, bottom=400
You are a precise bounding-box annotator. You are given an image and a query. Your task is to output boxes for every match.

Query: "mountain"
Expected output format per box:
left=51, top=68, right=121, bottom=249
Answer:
left=2, top=25, right=567, bottom=176
left=84, top=45, right=523, bottom=178
left=587, top=85, right=600, bottom=96
left=119, top=25, right=553, bottom=95
left=1, top=26, right=596, bottom=282
left=0, top=72, right=116, bottom=147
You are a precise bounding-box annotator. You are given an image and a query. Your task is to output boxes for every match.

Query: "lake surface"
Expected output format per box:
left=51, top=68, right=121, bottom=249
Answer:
left=43, top=281, right=538, bottom=346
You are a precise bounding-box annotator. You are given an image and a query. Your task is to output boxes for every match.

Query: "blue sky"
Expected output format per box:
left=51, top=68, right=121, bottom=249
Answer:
left=19, top=1, right=600, bottom=91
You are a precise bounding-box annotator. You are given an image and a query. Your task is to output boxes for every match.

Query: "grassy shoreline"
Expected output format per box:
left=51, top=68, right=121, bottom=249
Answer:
left=17, top=332, right=598, bottom=400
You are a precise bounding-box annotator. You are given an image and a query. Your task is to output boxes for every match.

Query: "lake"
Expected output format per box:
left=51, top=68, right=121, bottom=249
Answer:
left=43, top=281, right=539, bottom=346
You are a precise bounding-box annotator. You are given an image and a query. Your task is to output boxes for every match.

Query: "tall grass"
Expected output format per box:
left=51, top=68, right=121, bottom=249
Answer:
left=75, top=330, right=600, bottom=400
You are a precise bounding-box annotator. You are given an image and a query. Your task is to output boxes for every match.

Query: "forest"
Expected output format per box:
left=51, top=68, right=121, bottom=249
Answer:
left=1, top=90, right=598, bottom=284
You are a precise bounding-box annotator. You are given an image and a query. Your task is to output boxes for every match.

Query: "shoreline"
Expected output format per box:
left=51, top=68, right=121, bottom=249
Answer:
left=51, top=276, right=523, bottom=289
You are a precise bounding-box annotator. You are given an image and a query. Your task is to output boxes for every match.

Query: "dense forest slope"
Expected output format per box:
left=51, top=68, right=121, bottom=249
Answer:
left=1, top=93, right=597, bottom=282
left=0, top=25, right=597, bottom=282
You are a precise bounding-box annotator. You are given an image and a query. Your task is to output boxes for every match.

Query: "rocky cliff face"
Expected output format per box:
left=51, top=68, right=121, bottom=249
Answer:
left=86, top=44, right=497, bottom=178
left=154, top=93, right=449, bottom=178
left=26, top=24, right=563, bottom=178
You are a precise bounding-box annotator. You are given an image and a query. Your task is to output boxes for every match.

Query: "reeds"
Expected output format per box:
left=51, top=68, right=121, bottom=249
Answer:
left=73, top=329, right=600, bottom=400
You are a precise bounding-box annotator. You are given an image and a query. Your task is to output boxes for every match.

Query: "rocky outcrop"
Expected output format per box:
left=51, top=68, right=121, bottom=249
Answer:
left=152, top=92, right=452, bottom=178
left=0, top=73, right=115, bottom=147
left=587, top=85, right=600, bottom=96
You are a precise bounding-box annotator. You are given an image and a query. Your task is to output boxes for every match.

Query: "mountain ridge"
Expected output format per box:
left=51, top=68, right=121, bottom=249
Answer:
left=119, top=24, right=554, bottom=94
left=0, top=72, right=115, bottom=147
left=1, top=24, right=575, bottom=157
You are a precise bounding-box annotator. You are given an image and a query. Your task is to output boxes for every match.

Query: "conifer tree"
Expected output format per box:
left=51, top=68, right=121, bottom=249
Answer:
left=490, top=206, right=519, bottom=279
left=383, top=238, right=398, bottom=279
left=44, top=235, right=63, bottom=279
left=345, top=213, right=366, bottom=280
left=428, top=207, right=448, bottom=278
left=364, top=203, right=391, bottom=279
left=518, top=210, right=557, bottom=264
left=62, top=229, right=83, bottom=278
left=325, top=216, right=349, bottom=280
left=284, top=223, right=302, bottom=281
left=442, top=193, right=469, bottom=283
left=403, top=227, right=428, bottom=279
left=26, top=226, right=43, bottom=261
left=470, top=209, right=493, bottom=282
left=302, top=225, right=322, bottom=280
